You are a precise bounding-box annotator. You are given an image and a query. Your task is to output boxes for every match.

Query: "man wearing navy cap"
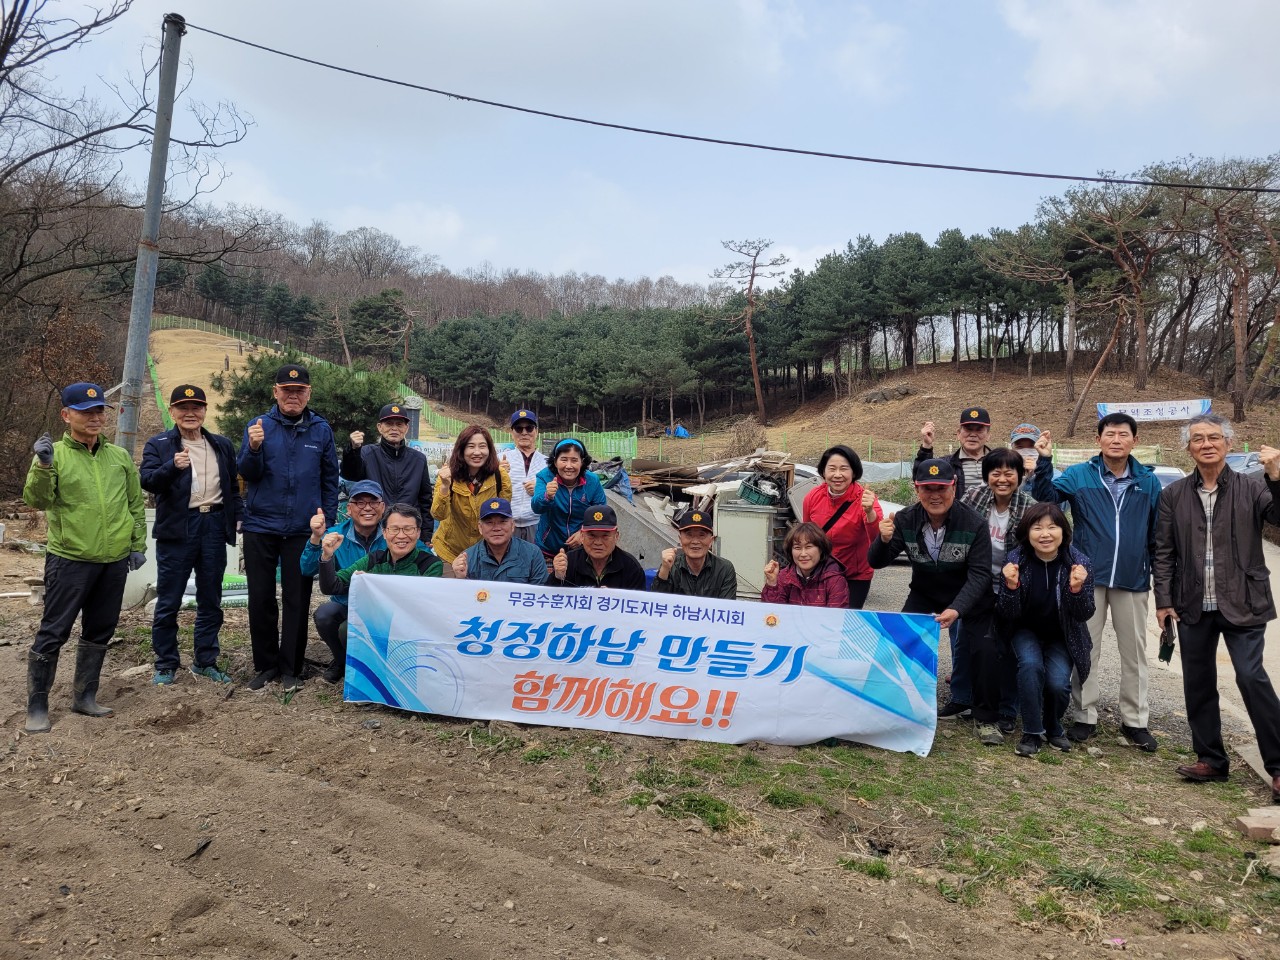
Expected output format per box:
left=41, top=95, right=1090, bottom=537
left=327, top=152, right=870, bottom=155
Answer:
left=22, top=382, right=147, bottom=732
left=340, top=401, right=434, bottom=534
left=868, top=458, right=1001, bottom=745
left=551, top=505, right=646, bottom=590
left=916, top=406, right=994, bottom=499
left=141, top=384, right=242, bottom=686
left=453, top=497, right=548, bottom=585
left=500, top=409, right=547, bottom=544
left=652, top=508, right=737, bottom=599
left=238, top=363, right=339, bottom=692
left=302, top=478, right=387, bottom=683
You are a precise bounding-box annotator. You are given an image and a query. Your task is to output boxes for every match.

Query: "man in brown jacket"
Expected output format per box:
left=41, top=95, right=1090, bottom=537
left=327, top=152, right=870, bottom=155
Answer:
left=1153, top=413, right=1280, bottom=802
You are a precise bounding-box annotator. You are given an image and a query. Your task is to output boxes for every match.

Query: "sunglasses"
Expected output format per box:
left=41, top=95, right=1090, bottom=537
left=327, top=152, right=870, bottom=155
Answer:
left=512, top=424, right=536, bottom=434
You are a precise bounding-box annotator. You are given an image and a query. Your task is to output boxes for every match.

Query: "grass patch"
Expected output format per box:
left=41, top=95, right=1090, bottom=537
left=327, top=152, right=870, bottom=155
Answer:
left=1183, top=829, right=1238, bottom=855
left=1162, top=904, right=1231, bottom=931
left=839, top=857, right=890, bottom=879
left=468, top=729, right=521, bottom=753
left=635, top=761, right=702, bottom=791
left=762, top=785, right=819, bottom=810
left=658, top=791, right=743, bottom=831
left=522, top=745, right=571, bottom=764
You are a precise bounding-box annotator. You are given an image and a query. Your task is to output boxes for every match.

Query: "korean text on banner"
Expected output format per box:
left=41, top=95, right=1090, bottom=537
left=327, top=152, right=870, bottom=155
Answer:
left=1095, top=399, right=1211, bottom=422
left=344, top=577, right=940, bottom=756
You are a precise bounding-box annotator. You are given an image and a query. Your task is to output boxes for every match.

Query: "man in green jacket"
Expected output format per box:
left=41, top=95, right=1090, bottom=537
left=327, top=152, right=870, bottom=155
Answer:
left=23, top=382, right=147, bottom=733
left=651, top=508, right=738, bottom=600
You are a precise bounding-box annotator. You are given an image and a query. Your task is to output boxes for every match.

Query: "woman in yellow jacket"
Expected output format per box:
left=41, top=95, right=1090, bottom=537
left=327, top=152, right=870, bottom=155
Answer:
left=431, top=424, right=511, bottom=563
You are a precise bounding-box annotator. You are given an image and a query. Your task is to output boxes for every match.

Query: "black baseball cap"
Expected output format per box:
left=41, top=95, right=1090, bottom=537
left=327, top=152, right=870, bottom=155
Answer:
left=379, top=403, right=409, bottom=422
left=275, top=364, right=310, bottom=385
left=959, top=406, right=991, bottom=427
left=169, top=384, right=207, bottom=406
left=580, top=504, right=618, bottom=530
left=913, top=458, right=957, bottom=485
left=675, top=509, right=713, bottom=533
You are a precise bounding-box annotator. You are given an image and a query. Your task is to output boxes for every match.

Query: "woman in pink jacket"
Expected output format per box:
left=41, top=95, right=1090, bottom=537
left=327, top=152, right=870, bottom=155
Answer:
left=760, top=522, right=850, bottom=608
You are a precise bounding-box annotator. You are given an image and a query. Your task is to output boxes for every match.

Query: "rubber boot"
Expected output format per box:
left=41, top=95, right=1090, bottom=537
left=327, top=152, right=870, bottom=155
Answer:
left=70, top=642, right=114, bottom=718
left=25, top=650, right=58, bottom=734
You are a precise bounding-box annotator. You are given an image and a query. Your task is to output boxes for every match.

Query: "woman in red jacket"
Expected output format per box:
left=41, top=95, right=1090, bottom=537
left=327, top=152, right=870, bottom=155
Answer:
left=761, top=522, right=849, bottom=608
left=801, top=445, right=881, bottom=608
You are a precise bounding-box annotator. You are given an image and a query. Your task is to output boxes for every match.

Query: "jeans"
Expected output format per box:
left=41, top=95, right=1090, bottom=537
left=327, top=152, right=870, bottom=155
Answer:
left=242, top=531, right=313, bottom=676
left=33, top=555, right=128, bottom=656
left=151, top=510, right=228, bottom=671
left=1178, top=611, right=1280, bottom=777
left=1012, top=627, right=1072, bottom=738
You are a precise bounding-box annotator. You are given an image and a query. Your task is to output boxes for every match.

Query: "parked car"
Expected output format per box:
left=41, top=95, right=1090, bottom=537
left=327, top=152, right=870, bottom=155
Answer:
left=1148, top=465, right=1188, bottom=489
left=1226, top=451, right=1264, bottom=477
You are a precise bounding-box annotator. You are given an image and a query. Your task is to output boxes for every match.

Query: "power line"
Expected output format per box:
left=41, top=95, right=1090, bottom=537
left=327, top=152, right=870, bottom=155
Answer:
left=185, top=21, right=1280, bottom=196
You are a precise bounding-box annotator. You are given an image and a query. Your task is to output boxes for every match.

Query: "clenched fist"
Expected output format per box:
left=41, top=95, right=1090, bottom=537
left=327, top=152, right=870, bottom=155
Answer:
left=349, top=430, right=364, bottom=449
left=320, top=531, right=344, bottom=561
left=763, top=559, right=780, bottom=587
left=659, top=547, right=676, bottom=577
left=309, top=507, right=327, bottom=542
left=522, top=477, right=536, bottom=496
left=920, top=420, right=935, bottom=449
left=1034, top=429, right=1053, bottom=459
left=1002, top=562, right=1020, bottom=590
left=32, top=432, right=53, bottom=467
left=452, top=552, right=468, bottom=578
left=173, top=448, right=191, bottom=470
left=879, top=511, right=896, bottom=544
left=1069, top=563, right=1088, bottom=593
left=247, top=418, right=265, bottom=451
left=553, top=548, right=568, bottom=580
left=437, top=464, right=452, bottom=484
left=1259, top=444, right=1280, bottom=481
left=545, top=477, right=560, bottom=499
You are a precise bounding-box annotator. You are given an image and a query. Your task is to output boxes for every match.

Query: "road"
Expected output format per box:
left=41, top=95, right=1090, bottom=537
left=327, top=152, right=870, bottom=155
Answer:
left=862, top=542, right=1280, bottom=786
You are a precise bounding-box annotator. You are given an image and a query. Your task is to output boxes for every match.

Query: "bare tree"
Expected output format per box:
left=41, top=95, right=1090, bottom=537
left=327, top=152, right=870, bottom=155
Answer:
left=711, top=239, right=788, bottom=425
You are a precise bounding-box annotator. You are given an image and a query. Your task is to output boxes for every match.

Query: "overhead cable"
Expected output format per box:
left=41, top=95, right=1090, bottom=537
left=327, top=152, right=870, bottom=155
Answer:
left=184, top=21, right=1280, bottom=196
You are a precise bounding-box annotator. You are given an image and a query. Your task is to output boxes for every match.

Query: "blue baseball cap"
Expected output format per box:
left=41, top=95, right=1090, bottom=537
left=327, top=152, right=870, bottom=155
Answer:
left=509, top=409, right=538, bottom=427
left=347, top=480, right=386, bottom=501
left=62, top=382, right=107, bottom=410
left=479, top=497, right=513, bottom=519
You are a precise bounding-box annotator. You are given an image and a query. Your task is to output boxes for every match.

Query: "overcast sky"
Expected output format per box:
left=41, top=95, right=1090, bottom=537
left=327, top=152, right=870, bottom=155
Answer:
left=56, top=0, right=1280, bottom=285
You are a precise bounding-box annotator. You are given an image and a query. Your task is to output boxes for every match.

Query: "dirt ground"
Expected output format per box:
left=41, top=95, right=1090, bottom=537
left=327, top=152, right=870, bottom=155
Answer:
left=4, top=354, right=1280, bottom=959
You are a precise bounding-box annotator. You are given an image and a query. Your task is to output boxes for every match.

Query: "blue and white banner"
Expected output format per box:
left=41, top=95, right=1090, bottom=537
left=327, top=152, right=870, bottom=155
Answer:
left=1096, top=399, right=1211, bottom=422
left=344, top=577, right=940, bottom=755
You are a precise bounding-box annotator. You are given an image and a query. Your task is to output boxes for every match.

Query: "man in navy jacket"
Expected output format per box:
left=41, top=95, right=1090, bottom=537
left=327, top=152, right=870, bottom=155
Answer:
left=237, top=364, right=339, bottom=692
left=1032, top=413, right=1163, bottom=750
left=141, top=385, right=242, bottom=686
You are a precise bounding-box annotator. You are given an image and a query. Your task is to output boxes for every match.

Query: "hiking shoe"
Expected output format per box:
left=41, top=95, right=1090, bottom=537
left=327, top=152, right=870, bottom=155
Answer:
left=280, top=673, right=302, bottom=693
left=247, top=669, right=278, bottom=691
left=997, top=718, right=1016, bottom=736
left=1046, top=734, right=1072, bottom=752
left=1067, top=722, right=1096, bottom=743
left=191, top=664, right=232, bottom=684
left=938, top=701, right=972, bottom=720
left=322, top=661, right=344, bottom=684
left=1121, top=725, right=1158, bottom=752
left=152, top=668, right=177, bottom=686
left=977, top=723, right=1005, bottom=746
left=1015, top=734, right=1041, bottom=757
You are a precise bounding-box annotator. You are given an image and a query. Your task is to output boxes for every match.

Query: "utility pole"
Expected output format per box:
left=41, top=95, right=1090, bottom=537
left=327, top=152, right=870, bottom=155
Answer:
left=116, top=12, right=186, bottom=455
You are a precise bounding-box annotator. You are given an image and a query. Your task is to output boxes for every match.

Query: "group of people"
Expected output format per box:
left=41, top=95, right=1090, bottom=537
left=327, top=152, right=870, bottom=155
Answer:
left=19, top=376, right=1280, bottom=802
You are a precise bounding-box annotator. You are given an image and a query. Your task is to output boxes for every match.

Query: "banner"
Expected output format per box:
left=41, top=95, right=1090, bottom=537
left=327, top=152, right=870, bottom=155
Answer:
left=1095, top=399, right=1210, bottom=422
left=344, top=577, right=940, bottom=755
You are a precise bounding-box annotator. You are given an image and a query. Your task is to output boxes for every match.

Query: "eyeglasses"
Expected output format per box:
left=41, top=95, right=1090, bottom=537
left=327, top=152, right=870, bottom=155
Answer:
left=1188, top=434, right=1225, bottom=445
left=384, top=525, right=419, bottom=536
left=349, top=499, right=381, bottom=510
left=512, top=424, right=536, bottom=434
